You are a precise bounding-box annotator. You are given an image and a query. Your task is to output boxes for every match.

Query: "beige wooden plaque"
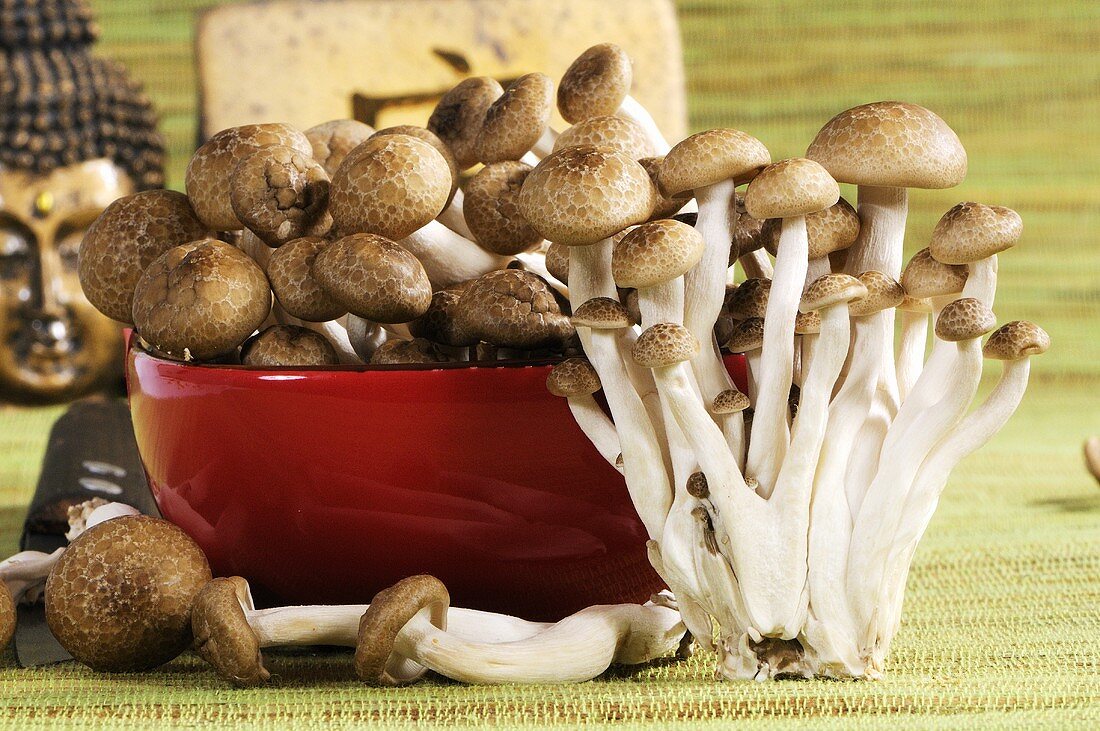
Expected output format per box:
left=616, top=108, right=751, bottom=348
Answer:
left=196, top=0, right=685, bottom=141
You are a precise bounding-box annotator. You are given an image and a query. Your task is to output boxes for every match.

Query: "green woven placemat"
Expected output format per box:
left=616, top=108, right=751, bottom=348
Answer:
left=1, top=0, right=1098, bottom=727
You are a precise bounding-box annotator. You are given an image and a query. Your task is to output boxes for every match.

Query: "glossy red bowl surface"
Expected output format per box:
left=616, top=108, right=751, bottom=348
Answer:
left=126, top=338, right=746, bottom=620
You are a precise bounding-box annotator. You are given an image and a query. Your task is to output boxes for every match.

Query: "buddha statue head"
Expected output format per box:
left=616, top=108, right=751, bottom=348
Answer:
left=0, top=0, right=165, bottom=403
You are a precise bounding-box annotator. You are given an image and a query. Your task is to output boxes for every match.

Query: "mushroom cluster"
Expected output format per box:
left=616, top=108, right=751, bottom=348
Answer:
left=75, top=43, right=1046, bottom=681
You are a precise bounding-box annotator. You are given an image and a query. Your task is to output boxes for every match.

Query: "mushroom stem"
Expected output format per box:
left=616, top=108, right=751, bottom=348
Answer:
left=0, top=549, right=64, bottom=603
left=615, top=96, right=671, bottom=155
left=566, top=393, right=622, bottom=467
left=400, top=220, right=512, bottom=288
left=436, top=188, right=474, bottom=239
left=739, top=249, right=774, bottom=280
left=746, top=216, right=808, bottom=495
left=345, top=314, right=389, bottom=362
left=531, top=127, right=558, bottom=158
left=962, top=255, right=997, bottom=308
left=895, top=309, right=927, bottom=402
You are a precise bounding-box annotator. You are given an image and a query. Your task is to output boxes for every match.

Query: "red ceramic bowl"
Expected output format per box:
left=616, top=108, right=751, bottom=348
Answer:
left=126, top=337, right=746, bottom=620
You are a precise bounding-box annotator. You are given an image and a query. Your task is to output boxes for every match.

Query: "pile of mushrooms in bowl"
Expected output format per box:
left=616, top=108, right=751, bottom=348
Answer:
left=74, top=43, right=1047, bottom=683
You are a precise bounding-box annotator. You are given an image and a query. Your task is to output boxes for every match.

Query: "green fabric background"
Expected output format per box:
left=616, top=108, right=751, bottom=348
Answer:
left=1, top=0, right=1098, bottom=727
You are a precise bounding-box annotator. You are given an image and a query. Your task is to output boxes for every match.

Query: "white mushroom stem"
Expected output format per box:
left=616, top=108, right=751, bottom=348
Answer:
left=895, top=309, right=927, bottom=403
left=513, top=251, right=568, bottom=299
left=346, top=314, right=389, bottom=362
left=436, top=188, right=474, bottom=240
left=615, top=96, right=671, bottom=155
left=0, top=549, right=64, bottom=603
left=401, top=220, right=512, bottom=289
left=394, top=602, right=684, bottom=684
left=566, top=393, right=622, bottom=467
left=963, top=255, right=997, bottom=308
left=276, top=310, right=361, bottom=364
left=746, top=216, right=808, bottom=495
left=895, top=295, right=954, bottom=413
left=531, top=127, right=559, bottom=158
left=739, top=250, right=774, bottom=280
left=847, top=336, right=986, bottom=642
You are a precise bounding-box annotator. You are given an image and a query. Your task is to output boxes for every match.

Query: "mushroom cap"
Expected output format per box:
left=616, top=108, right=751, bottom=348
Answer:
left=306, top=119, right=375, bottom=176
left=983, top=320, right=1050, bottom=360
left=848, top=271, right=905, bottom=317
left=0, top=583, right=13, bottom=651
left=78, top=190, right=210, bottom=324
left=191, top=576, right=269, bottom=687
left=929, top=202, right=1023, bottom=264
left=241, top=325, right=338, bottom=366
left=639, top=157, right=688, bottom=220
left=463, top=162, right=543, bottom=255
left=557, top=43, right=632, bottom=124
left=44, top=515, right=211, bottom=672
left=794, top=310, right=822, bottom=334
left=934, top=297, right=997, bottom=341
left=805, top=197, right=860, bottom=259
left=686, top=472, right=709, bottom=498
left=330, top=134, right=452, bottom=240
left=744, top=158, right=839, bottom=219
left=658, top=129, right=771, bottom=198
left=800, top=273, right=867, bottom=312
left=476, top=73, right=554, bottom=164
left=571, top=296, right=634, bottom=329
left=355, top=574, right=450, bottom=686
left=408, top=290, right=479, bottom=347
left=428, top=77, right=504, bottom=169
left=229, top=144, right=332, bottom=247
left=632, top=322, right=699, bottom=368
left=900, top=247, right=969, bottom=298
left=806, top=101, right=967, bottom=190
left=312, top=233, right=432, bottom=324
left=132, top=239, right=272, bottom=361
left=553, top=115, right=655, bottom=159
left=734, top=209, right=779, bottom=259
left=612, top=219, right=705, bottom=289
left=725, top=317, right=765, bottom=352
left=186, top=123, right=312, bottom=231
left=372, top=125, right=460, bottom=206
left=727, top=277, right=771, bottom=319
left=454, top=269, right=575, bottom=349
left=518, top=146, right=655, bottom=246
left=712, top=388, right=750, bottom=414
left=547, top=357, right=602, bottom=397
left=369, top=338, right=449, bottom=365
left=544, top=242, right=570, bottom=284
left=266, top=236, right=347, bottom=322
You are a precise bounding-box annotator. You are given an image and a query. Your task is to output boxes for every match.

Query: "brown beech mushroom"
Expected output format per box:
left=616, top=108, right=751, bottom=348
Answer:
left=553, top=115, right=655, bottom=160
left=427, top=77, right=504, bottom=170
left=306, top=119, right=375, bottom=175
left=131, top=239, right=271, bottom=361
left=929, top=201, right=1022, bottom=307
left=229, top=144, right=332, bottom=247
left=547, top=354, right=620, bottom=467
left=454, top=270, right=574, bottom=350
left=266, top=237, right=347, bottom=323
left=45, top=515, right=211, bottom=672
left=371, top=125, right=462, bottom=217
left=463, top=162, right=543, bottom=256
left=312, top=233, right=432, bottom=324
left=475, top=72, right=555, bottom=165
left=241, top=325, right=338, bottom=366
left=186, top=123, right=312, bottom=231
left=639, top=157, right=689, bottom=221
left=407, top=290, right=479, bottom=358
left=370, top=338, right=449, bottom=365
left=78, top=190, right=210, bottom=324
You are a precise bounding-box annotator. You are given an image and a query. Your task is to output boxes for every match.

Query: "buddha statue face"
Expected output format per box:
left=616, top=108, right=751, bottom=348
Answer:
left=0, top=159, right=136, bottom=403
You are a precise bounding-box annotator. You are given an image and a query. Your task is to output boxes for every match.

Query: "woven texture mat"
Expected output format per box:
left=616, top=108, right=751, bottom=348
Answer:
left=1, top=0, right=1099, bottom=727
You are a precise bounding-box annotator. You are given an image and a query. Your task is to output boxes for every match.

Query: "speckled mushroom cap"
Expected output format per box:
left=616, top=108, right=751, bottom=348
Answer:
left=712, top=388, right=750, bottom=414
left=806, top=101, right=967, bottom=189
left=463, top=162, right=543, bottom=255
left=0, top=583, right=14, bottom=651
left=553, top=115, right=655, bottom=159
left=734, top=214, right=779, bottom=260
left=229, top=144, right=332, bottom=247
left=44, top=515, right=211, bottom=672
left=78, top=190, right=209, bottom=324
left=898, top=295, right=933, bottom=313
left=632, top=322, right=699, bottom=368
left=805, top=197, right=860, bottom=259
left=727, top=277, right=771, bottom=319
left=132, top=239, right=271, bottom=361
left=848, top=270, right=905, bottom=317
left=639, top=157, right=688, bottom=220
left=428, top=77, right=504, bottom=169
left=571, top=296, right=634, bottom=329
left=612, top=219, right=704, bottom=289
left=306, top=119, right=376, bottom=176
left=355, top=574, right=450, bottom=686
left=929, top=202, right=1023, bottom=264
left=190, top=576, right=268, bottom=687
left=544, top=243, right=570, bottom=284
left=658, top=129, right=771, bottom=198
left=186, top=123, right=312, bottom=231
left=408, top=290, right=478, bottom=347
left=241, top=325, right=338, bottom=366
left=983, top=320, right=1050, bottom=360
left=900, top=248, right=969, bottom=299
left=372, top=126, right=460, bottom=206
left=934, top=297, right=997, bottom=341
left=795, top=310, right=822, bottom=334
left=518, top=146, right=655, bottom=246
left=312, top=233, right=431, bottom=324
left=744, top=158, right=839, bottom=220
left=476, top=73, right=554, bottom=164
left=547, top=358, right=602, bottom=397
left=330, top=134, right=451, bottom=240
left=725, top=317, right=765, bottom=352
left=454, top=269, right=575, bottom=349
left=557, top=43, right=632, bottom=124
left=369, top=338, right=448, bottom=365
left=800, top=273, right=867, bottom=312
left=266, top=237, right=347, bottom=323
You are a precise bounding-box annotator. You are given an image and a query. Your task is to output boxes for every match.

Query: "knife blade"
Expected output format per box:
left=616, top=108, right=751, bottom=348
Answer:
left=15, top=395, right=158, bottom=667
